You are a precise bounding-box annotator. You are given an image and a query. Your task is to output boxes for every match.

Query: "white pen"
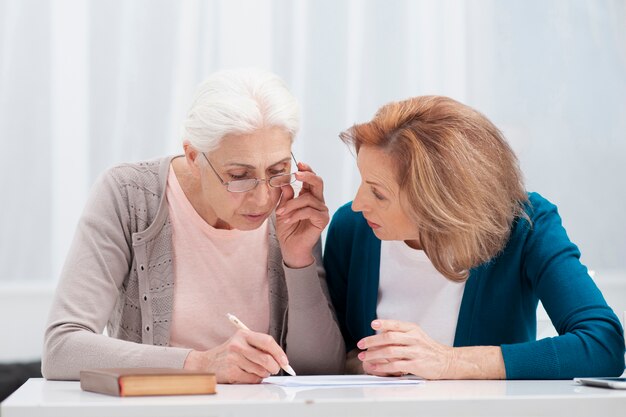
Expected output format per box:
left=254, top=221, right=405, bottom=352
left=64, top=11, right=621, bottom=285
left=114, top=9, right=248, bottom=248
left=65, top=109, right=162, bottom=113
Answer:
left=226, top=313, right=296, bottom=376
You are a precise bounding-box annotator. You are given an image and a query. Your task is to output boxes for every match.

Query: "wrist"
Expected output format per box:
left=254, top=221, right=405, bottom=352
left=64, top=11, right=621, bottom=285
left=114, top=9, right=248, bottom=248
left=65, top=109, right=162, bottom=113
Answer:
left=183, top=350, right=209, bottom=371
left=444, top=346, right=506, bottom=379
left=282, top=254, right=315, bottom=269
left=439, top=346, right=456, bottom=379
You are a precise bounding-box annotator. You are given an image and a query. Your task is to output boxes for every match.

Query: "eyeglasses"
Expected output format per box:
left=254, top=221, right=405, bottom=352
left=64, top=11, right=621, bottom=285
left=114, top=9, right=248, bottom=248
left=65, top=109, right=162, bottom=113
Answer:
left=202, top=152, right=299, bottom=193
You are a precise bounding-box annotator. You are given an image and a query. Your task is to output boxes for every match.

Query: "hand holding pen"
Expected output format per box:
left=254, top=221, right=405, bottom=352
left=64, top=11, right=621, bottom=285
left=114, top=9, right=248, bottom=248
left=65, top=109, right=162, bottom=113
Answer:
left=227, top=313, right=296, bottom=376
left=183, top=313, right=295, bottom=383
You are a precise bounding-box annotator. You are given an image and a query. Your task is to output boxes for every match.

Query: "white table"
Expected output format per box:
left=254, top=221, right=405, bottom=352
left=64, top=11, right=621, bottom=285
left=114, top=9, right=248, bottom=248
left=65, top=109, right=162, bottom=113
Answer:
left=2, top=378, right=626, bottom=417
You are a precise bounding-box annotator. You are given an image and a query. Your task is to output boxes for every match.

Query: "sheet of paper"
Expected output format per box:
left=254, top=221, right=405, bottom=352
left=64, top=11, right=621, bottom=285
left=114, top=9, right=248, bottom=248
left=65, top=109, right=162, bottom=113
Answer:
left=263, top=375, right=424, bottom=387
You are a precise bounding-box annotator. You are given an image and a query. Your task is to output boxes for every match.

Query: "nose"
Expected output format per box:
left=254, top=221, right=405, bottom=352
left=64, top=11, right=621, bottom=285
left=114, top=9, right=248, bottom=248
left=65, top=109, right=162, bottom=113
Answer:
left=248, top=179, right=272, bottom=207
left=351, top=184, right=366, bottom=213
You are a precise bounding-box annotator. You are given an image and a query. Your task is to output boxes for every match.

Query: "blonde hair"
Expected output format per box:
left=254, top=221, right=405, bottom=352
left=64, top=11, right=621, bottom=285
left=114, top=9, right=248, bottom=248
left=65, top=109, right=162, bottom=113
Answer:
left=340, top=96, right=528, bottom=282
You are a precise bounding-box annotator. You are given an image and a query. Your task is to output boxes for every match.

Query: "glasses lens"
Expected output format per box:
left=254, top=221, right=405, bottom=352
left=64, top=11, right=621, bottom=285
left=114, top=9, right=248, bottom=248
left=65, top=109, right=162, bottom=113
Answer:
left=228, top=179, right=258, bottom=192
left=269, top=173, right=296, bottom=188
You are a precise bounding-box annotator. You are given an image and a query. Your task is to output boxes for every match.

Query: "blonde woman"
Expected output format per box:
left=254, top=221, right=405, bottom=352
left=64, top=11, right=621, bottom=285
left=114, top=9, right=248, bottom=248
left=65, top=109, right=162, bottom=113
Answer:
left=324, top=96, right=624, bottom=379
left=43, top=69, right=344, bottom=383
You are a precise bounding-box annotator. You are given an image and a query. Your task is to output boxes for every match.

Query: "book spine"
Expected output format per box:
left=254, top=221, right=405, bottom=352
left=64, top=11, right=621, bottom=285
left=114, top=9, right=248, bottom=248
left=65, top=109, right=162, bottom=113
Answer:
left=80, top=373, right=122, bottom=396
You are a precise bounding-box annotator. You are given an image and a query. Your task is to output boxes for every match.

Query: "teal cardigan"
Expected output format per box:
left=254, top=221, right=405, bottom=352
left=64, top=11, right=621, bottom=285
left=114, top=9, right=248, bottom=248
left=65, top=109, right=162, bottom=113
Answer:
left=324, top=192, right=625, bottom=379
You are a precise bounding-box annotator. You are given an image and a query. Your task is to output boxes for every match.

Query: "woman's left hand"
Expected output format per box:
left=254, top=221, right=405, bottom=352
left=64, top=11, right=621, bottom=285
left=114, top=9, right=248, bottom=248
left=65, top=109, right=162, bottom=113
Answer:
left=357, top=319, right=454, bottom=380
left=275, top=161, right=329, bottom=268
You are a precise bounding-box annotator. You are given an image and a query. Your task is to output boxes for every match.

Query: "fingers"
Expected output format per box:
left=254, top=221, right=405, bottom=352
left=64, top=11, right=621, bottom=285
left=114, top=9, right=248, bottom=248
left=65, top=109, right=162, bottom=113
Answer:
left=230, top=371, right=263, bottom=384
left=355, top=321, right=451, bottom=380
left=279, top=207, right=329, bottom=229
left=277, top=160, right=325, bottom=210
left=235, top=352, right=274, bottom=379
left=362, top=360, right=405, bottom=377
left=275, top=182, right=329, bottom=230
left=372, top=319, right=419, bottom=333
left=243, top=331, right=290, bottom=371
left=210, top=330, right=291, bottom=384
left=221, top=361, right=264, bottom=384
left=364, top=359, right=411, bottom=376
left=211, top=344, right=269, bottom=384
left=275, top=174, right=329, bottom=229
left=231, top=339, right=281, bottom=376
left=276, top=182, right=295, bottom=211
left=296, top=161, right=314, bottom=173
left=294, top=164, right=325, bottom=202
left=276, top=192, right=327, bottom=217
left=357, top=321, right=422, bottom=350
left=358, top=345, right=408, bottom=362
left=358, top=330, right=416, bottom=350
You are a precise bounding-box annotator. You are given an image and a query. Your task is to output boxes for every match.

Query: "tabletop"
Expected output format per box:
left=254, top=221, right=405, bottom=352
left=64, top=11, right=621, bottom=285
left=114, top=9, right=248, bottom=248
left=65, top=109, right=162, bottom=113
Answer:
left=2, top=378, right=626, bottom=417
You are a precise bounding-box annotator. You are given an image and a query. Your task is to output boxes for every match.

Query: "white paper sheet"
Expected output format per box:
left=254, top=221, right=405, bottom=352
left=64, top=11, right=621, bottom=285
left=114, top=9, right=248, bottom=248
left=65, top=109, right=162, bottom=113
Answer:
left=263, top=375, right=424, bottom=387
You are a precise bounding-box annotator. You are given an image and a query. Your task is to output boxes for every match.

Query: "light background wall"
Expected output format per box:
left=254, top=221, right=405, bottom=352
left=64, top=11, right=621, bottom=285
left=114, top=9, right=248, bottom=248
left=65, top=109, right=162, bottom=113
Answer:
left=0, top=0, right=624, bottom=361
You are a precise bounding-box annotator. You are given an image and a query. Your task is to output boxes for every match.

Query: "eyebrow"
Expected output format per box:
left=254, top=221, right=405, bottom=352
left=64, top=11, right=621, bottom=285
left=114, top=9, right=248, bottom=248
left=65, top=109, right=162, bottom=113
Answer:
left=223, top=157, right=292, bottom=170
left=366, top=180, right=385, bottom=188
left=366, top=179, right=393, bottom=194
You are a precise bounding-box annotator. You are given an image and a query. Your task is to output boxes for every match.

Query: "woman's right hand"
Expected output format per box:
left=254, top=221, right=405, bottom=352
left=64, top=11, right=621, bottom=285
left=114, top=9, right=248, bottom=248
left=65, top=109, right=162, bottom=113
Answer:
left=183, top=330, right=290, bottom=384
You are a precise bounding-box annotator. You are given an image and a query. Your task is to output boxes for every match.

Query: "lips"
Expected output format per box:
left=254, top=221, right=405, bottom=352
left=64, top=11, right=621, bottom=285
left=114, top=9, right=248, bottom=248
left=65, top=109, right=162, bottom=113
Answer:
left=365, top=218, right=381, bottom=229
left=242, top=213, right=267, bottom=222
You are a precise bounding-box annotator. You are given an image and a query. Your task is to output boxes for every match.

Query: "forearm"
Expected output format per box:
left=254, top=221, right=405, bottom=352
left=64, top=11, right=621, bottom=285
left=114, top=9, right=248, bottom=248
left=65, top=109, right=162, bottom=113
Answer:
left=43, top=328, right=190, bottom=380
left=283, top=262, right=345, bottom=374
left=445, top=346, right=506, bottom=380
left=501, top=328, right=625, bottom=379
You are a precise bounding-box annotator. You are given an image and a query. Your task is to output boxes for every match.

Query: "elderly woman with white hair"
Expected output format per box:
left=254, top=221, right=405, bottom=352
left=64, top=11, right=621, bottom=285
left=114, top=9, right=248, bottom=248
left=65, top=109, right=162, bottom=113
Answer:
left=42, top=68, right=345, bottom=383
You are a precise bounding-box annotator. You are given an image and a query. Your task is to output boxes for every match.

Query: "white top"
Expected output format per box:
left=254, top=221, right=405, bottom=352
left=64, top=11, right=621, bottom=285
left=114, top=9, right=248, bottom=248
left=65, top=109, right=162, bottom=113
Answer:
left=377, top=240, right=466, bottom=346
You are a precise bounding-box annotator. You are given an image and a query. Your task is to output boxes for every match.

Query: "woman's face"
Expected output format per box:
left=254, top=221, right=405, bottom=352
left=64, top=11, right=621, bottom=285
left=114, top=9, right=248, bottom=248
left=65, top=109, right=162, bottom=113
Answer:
left=352, top=145, right=420, bottom=242
left=198, top=126, right=293, bottom=231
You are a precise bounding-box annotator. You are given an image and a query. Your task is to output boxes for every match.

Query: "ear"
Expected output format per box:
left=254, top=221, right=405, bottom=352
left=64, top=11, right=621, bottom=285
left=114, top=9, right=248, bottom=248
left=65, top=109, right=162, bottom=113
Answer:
left=183, top=140, right=202, bottom=177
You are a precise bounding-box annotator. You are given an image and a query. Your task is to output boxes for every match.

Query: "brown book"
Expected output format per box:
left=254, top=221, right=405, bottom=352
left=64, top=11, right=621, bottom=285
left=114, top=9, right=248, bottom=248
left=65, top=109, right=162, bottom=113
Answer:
left=80, top=368, right=216, bottom=397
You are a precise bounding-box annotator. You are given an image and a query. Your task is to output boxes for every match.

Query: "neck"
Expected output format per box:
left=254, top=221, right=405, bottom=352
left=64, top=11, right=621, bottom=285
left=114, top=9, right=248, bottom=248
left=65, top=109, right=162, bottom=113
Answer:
left=172, top=157, right=232, bottom=230
left=404, top=239, right=422, bottom=250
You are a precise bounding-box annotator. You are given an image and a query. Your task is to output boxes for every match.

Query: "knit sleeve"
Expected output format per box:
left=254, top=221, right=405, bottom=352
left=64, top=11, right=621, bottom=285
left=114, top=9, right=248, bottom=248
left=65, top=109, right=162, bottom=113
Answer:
left=501, top=194, right=625, bottom=379
left=323, top=203, right=358, bottom=352
left=282, top=239, right=346, bottom=374
left=42, top=167, right=190, bottom=380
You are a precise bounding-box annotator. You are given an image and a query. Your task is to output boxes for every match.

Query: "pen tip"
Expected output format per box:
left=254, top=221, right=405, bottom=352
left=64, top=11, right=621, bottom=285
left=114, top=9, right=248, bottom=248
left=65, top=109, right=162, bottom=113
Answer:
left=283, top=365, right=296, bottom=376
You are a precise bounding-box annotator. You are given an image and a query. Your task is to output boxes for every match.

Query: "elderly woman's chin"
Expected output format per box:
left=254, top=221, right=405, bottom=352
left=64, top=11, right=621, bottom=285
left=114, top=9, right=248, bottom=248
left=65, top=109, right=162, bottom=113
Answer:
left=223, top=209, right=272, bottom=231
left=239, top=212, right=271, bottom=228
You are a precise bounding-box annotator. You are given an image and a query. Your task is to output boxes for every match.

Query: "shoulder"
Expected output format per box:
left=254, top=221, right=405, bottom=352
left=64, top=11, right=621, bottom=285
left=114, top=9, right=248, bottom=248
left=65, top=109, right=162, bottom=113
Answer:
left=508, top=192, right=560, bottom=238
left=100, top=157, right=172, bottom=193
left=506, top=191, right=578, bottom=260
left=86, top=157, right=174, bottom=232
left=525, top=192, right=559, bottom=220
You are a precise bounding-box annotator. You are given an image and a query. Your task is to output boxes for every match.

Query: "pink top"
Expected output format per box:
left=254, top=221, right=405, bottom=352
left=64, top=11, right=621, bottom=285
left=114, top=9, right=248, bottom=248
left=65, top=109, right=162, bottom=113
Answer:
left=166, top=165, right=270, bottom=351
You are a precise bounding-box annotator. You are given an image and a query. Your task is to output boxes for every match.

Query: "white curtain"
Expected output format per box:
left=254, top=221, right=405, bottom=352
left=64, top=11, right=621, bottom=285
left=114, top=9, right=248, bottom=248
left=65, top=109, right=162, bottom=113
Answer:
left=1, top=0, right=625, bottom=285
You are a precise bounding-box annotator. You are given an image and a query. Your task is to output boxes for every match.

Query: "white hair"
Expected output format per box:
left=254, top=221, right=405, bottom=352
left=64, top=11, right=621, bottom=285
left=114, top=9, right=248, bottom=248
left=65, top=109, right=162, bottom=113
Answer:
left=182, top=68, right=300, bottom=152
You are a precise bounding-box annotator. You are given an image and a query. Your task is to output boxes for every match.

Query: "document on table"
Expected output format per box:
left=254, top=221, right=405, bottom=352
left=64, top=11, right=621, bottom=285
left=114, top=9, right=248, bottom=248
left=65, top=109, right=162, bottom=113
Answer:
left=263, top=375, right=424, bottom=387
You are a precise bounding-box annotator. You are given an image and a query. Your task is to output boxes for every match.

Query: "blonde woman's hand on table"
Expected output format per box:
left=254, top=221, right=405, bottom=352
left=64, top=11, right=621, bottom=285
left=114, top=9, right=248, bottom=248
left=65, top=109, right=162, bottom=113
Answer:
left=357, top=319, right=505, bottom=380
left=356, top=319, right=453, bottom=379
